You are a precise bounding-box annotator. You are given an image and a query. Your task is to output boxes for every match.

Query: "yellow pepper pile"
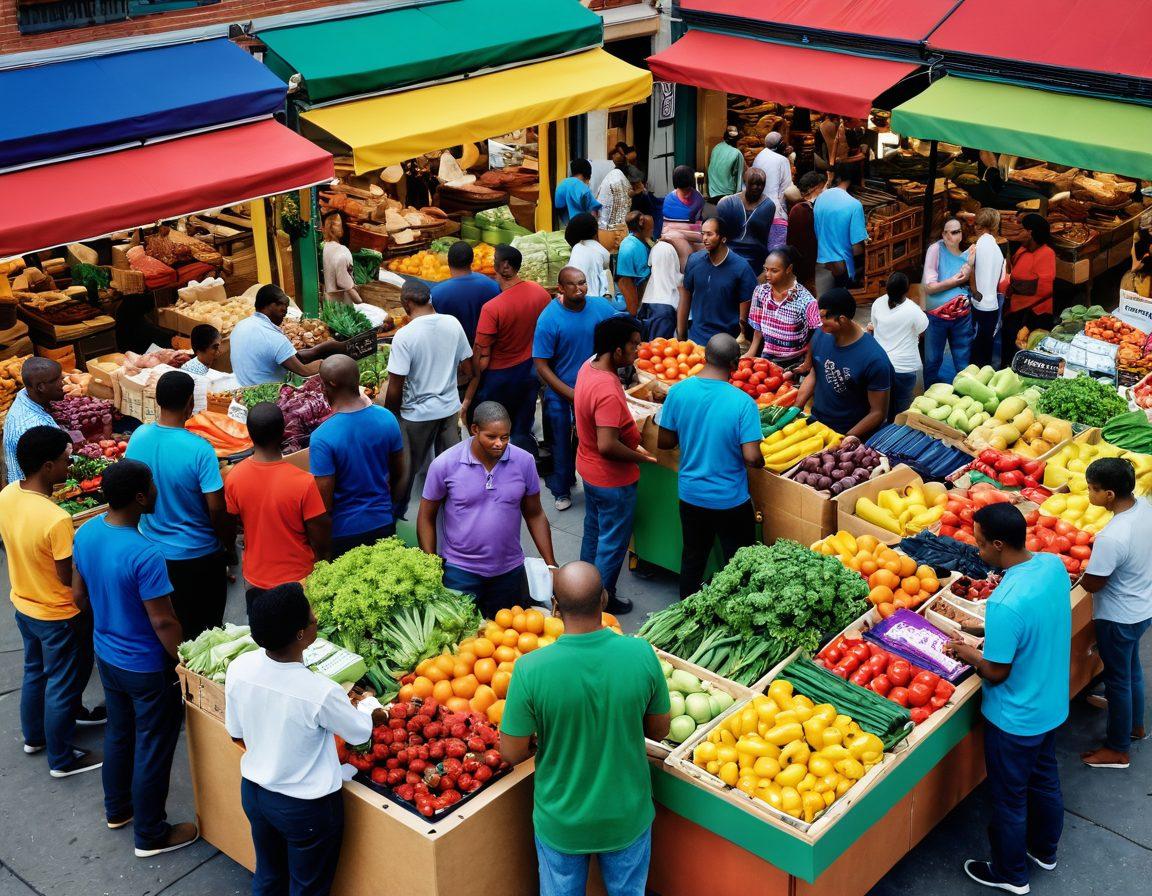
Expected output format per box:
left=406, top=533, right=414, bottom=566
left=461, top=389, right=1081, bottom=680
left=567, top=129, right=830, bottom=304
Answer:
left=760, top=418, right=841, bottom=473
left=854, top=481, right=949, bottom=536
left=1043, top=441, right=1152, bottom=496
left=691, top=680, right=884, bottom=823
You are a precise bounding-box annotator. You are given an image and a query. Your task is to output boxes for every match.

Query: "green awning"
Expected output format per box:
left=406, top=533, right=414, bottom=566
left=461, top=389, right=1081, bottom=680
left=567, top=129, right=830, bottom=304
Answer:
left=891, top=76, right=1152, bottom=180
left=259, top=0, right=604, bottom=105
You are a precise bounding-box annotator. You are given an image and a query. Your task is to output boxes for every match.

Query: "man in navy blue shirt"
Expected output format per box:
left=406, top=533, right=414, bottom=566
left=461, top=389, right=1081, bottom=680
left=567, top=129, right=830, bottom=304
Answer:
left=677, top=217, right=758, bottom=346
left=431, top=242, right=500, bottom=347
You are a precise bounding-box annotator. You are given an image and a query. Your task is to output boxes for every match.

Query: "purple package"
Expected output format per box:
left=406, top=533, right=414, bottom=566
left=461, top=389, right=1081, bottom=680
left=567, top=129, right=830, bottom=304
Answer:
left=863, top=609, right=971, bottom=682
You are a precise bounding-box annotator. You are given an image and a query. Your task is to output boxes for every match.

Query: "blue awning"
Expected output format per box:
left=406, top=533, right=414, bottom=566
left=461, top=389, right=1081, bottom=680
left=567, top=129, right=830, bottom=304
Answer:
left=0, top=38, right=288, bottom=170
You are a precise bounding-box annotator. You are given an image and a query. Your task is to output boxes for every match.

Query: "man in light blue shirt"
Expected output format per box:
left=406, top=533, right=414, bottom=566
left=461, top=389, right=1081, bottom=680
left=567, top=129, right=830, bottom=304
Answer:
left=3, top=358, right=63, bottom=484
left=814, top=163, right=869, bottom=289
left=229, top=285, right=344, bottom=386
left=946, top=503, right=1069, bottom=895
left=657, top=334, right=764, bottom=598
left=554, top=158, right=601, bottom=229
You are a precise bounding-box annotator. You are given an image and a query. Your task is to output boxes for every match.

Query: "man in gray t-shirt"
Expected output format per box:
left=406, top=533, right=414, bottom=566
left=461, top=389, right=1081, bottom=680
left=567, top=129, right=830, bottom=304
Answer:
left=1081, top=458, right=1152, bottom=767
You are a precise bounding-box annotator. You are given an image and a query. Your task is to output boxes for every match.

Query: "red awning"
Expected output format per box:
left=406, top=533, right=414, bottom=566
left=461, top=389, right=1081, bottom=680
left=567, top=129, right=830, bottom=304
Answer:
left=679, top=0, right=958, bottom=43
left=647, top=31, right=920, bottom=118
left=0, top=120, right=334, bottom=258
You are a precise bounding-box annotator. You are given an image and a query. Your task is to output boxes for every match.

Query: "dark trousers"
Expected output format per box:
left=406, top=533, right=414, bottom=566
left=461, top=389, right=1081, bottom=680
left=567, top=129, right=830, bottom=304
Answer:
left=678, top=499, right=756, bottom=599
left=15, top=610, right=92, bottom=769
left=888, top=370, right=918, bottom=422
left=476, top=359, right=538, bottom=456
left=166, top=550, right=227, bottom=641
left=443, top=563, right=528, bottom=620
left=639, top=303, right=677, bottom=341
left=542, top=392, right=576, bottom=500
left=1000, top=308, right=1053, bottom=368
left=983, top=721, right=1063, bottom=887
left=97, top=659, right=183, bottom=848
left=396, top=412, right=462, bottom=520
left=241, top=779, right=344, bottom=896
left=1094, top=617, right=1151, bottom=751
left=971, top=302, right=1003, bottom=368
left=331, top=522, right=396, bottom=560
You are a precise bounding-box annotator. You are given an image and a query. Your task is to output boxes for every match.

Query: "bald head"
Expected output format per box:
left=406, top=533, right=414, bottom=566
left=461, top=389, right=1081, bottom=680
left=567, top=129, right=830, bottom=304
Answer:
left=552, top=561, right=604, bottom=620
left=705, top=333, right=741, bottom=369
left=558, top=266, right=583, bottom=286
left=21, top=357, right=64, bottom=406
left=319, top=355, right=360, bottom=395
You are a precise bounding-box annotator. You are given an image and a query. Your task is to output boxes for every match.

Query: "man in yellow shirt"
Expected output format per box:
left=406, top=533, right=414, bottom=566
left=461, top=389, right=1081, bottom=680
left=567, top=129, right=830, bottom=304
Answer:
left=0, top=426, right=103, bottom=777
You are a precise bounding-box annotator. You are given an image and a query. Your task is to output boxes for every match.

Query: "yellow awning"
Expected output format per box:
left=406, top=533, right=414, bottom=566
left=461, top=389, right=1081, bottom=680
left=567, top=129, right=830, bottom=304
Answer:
left=301, top=49, right=652, bottom=175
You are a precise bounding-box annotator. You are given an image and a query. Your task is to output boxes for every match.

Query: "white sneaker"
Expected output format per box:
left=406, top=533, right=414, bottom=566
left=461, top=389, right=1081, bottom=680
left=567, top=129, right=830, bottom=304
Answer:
left=1027, top=852, right=1057, bottom=871
left=49, top=748, right=103, bottom=778
left=23, top=743, right=45, bottom=755
left=554, top=496, right=572, bottom=511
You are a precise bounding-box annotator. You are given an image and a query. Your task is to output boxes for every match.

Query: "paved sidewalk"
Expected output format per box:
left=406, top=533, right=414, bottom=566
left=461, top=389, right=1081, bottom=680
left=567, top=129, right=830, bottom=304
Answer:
left=1, top=497, right=1148, bottom=894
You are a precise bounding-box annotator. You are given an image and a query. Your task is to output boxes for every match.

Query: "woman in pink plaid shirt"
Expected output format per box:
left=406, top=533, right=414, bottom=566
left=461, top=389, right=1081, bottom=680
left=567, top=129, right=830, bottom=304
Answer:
left=744, top=246, right=819, bottom=371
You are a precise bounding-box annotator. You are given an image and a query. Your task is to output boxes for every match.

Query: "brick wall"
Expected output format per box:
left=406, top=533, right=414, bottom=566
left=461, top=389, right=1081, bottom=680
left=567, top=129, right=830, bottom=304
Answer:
left=0, top=0, right=357, bottom=55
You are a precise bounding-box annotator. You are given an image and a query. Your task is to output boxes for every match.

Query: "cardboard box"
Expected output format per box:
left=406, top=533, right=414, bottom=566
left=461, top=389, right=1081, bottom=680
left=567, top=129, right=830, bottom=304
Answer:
left=284, top=447, right=310, bottom=471
left=893, top=411, right=971, bottom=451
left=752, top=468, right=837, bottom=547
left=639, top=414, right=681, bottom=472
left=177, top=664, right=226, bottom=723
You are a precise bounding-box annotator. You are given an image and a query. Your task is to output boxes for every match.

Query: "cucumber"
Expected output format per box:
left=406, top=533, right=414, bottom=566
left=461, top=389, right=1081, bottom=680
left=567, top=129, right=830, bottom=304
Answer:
left=778, top=659, right=912, bottom=750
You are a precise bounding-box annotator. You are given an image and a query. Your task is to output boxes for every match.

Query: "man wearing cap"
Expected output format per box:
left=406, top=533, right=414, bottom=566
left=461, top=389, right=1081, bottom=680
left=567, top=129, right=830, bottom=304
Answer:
left=707, top=127, right=745, bottom=203
left=751, top=133, right=793, bottom=251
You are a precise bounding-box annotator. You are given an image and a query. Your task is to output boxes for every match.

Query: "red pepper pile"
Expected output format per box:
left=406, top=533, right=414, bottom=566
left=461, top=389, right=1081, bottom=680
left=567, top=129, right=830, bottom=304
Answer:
left=729, top=357, right=797, bottom=405
left=950, top=574, right=1000, bottom=601
left=968, top=449, right=1046, bottom=490
left=337, top=698, right=510, bottom=817
left=938, top=483, right=1015, bottom=545
left=1023, top=511, right=1094, bottom=577
left=931, top=296, right=969, bottom=321
left=816, top=636, right=956, bottom=725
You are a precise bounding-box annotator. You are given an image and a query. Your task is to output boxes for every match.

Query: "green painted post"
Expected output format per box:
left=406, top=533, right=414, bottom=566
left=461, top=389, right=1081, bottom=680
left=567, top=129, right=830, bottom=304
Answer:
left=297, top=187, right=321, bottom=318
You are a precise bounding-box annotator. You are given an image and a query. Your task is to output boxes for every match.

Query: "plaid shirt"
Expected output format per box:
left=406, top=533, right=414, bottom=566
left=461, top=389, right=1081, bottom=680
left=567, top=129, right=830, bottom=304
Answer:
left=747, top=281, right=820, bottom=361
left=3, top=390, right=59, bottom=484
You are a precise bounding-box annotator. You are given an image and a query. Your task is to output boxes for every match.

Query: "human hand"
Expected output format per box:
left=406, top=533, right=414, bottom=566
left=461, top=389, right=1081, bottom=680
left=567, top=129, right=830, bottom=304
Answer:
left=636, top=445, right=658, bottom=464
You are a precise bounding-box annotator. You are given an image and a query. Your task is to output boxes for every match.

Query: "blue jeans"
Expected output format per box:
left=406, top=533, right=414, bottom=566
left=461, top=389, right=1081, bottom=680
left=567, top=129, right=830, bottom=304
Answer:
left=1094, top=617, right=1151, bottom=751
left=542, top=391, right=576, bottom=500
left=15, top=610, right=92, bottom=769
left=581, top=482, right=638, bottom=599
left=924, top=312, right=974, bottom=386
left=639, top=303, right=677, bottom=341
left=535, top=826, right=651, bottom=896
left=983, top=722, right=1063, bottom=887
left=477, top=359, right=538, bottom=456
left=889, top=370, right=918, bottom=421
left=443, top=563, right=527, bottom=620
left=241, top=779, right=344, bottom=896
left=97, top=659, right=183, bottom=848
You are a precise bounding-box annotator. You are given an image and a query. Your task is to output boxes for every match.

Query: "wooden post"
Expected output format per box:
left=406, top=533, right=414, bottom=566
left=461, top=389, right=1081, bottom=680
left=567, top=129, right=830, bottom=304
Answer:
left=920, top=140, right=939, bottom=260
left=249, top=198, right=273, bottom=286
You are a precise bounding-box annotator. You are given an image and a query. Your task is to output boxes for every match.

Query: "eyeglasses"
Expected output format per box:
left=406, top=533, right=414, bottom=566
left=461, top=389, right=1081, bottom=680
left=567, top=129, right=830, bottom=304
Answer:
left=944, top=229, right=962, bottom=235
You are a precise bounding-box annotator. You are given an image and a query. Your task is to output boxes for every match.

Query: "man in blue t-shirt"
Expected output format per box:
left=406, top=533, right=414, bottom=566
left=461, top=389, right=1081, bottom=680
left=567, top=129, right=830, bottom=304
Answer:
left=532, top=267, right=616, bottom=510
left=794, top=288, right=892, bottom=439
left=554, top=158, right=601, bottom=228
left=431, top=241, right=501, bottom=346
left=310, top=355, right=406, bottom=558
left=616, top=211, right=652, bottom=315
left=73, top=459, right=198, bottom=857
left=124, top=370, right=227, bottom=640
left=945, top=503, right=1070, bottom=895
left=657, top=334, right=764, bottom=598
left=814, top=164, right=869, bottom=288
left=678, top=217, right=759, bottom=346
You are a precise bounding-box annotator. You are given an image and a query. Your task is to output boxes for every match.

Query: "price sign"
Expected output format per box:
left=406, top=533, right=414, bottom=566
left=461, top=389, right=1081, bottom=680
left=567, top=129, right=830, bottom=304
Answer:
left=1116, top=289, right=1152, bottom=333
left=1011, top=350, right=1063, bottom=380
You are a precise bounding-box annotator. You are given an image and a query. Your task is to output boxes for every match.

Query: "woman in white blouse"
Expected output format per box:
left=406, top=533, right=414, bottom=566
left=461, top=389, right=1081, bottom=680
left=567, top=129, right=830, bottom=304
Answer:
left=565, top=212, right=613, bottom=300
left=968, top=207, right=1008, bottom=367
left=321, top=212, right=361, bottom=305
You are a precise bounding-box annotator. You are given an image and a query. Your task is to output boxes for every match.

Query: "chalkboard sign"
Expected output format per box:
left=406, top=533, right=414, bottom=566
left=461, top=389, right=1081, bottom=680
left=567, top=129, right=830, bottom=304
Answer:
left=343, top=326, right=381, bottom=361
left=1011, top=350, right=1063, bottom=380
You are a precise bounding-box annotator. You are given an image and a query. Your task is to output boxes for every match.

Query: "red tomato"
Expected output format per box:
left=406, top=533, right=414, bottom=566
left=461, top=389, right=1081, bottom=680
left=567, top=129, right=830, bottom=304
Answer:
left=907, top=681, right=933, bottom=707
left=1052, top=535, right=1072, bottom=553
left=888, top=687, right=910, bottom=707
left=1069, top=544, right=1092, bottom=560
left=888, top=660, right=912, bottom=687
left=909, top=706, right=932, bottom=725
left=912, top=670, right=940, bottom=690
left=732, top=369, right=751, bottom=382
left=871, top=674, right=893, bottom=696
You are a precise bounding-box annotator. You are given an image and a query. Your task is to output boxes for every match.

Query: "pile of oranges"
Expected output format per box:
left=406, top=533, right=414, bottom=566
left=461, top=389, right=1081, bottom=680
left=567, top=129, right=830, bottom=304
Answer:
left=397, top=606, right=622, bottom=725
left=812, top=531, right=942, bottom=618
left=635, top=338, right=704, bottom=384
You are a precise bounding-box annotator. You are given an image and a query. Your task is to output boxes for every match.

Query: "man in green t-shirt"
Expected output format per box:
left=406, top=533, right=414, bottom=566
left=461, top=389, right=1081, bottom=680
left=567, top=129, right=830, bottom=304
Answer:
left=707, top=126, right=745, bottom=202
left=500, top=562, right=670, bottom=894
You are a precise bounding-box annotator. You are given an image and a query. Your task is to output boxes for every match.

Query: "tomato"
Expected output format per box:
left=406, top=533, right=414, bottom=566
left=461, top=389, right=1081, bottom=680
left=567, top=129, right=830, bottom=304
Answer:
left=1025, top=537, right=1042, bottom=553
left=1038, top=515, right=1058, bottom=529
left=1024, top=510, right=1039, bottom=526
left=870, top=674, right=893, bottom=696
left=748, top=372, right=764, bottom=385
left=732, top=369, right=751, bottom=382
left=755, top=384, right=769, bottom=395
left=909, top=707, right=931, bottom=725
left=888, top=687, right=910, bottom=707
left=1052, top=535, right=1072, bottom=553
left=1069, top=544, right=1092, bottom=560
left=823, top=646, right=843, bottom=664
left=907, top=681, right=933, bottom=708
left=1053, top=519, right=1076, bottom=536
left=888, top=660, right=912, bottom=687
left=850, top=667, right=872, bottom=687
left=753, top=359, right=770, bottom=372
left=912, top=670, right=940, bottom=690
left=940, top=511, right=961, bottom=527
left=1074, top=530, right=1093, bottom=546
left=850, top=643, right=872, bottom=663
left=958, top=506, right=974, bottom=524
left=763, top=375, right=783, bottom=392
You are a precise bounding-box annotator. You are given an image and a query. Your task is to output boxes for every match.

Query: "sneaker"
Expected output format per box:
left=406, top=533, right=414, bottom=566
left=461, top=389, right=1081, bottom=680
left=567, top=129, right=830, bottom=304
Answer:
left=1081, top=746, right=1130, bottom=769
left=554, top=496, right=572, bottom=511
left=49, top=748, right=103, bottom=778
left=134, top=822, right=199, bottom=858
left=75, top=705, right=108, bottom=726
left=107, top=812, right=133, bottom=830
left=963, top=860, right=1030, bottom=894
left=606, top=595, right=634, bottom=616
left=1086, top=693, right=1108, bottom=710
left=23, top=743, right=45, bottom=755
left=1027, top=852, right=1057, bottom=871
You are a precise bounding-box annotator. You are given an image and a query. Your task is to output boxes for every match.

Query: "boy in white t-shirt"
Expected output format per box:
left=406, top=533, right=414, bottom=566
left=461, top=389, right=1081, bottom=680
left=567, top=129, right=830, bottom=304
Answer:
left=968, top=208, right=1007, bottom=367
left=868, top=272, right=928, bottom=420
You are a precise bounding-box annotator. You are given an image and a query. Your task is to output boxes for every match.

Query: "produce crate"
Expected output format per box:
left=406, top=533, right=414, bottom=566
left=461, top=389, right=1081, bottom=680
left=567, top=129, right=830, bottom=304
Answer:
left=866, top=203, right=923, bottom=242
left=176, top=663, right=226, bottom=723
left=69, top=501, right=107, bottom=530
left=892, top=411, right=968, bottom=448
left=751, top=468, right=838, bottom=547
left=833, top=464, right=928, bottom=546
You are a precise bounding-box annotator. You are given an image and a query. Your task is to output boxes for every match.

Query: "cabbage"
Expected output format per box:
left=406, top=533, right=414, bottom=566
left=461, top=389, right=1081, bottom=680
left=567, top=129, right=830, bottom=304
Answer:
left=667, top=715, right=698, bottom=745
left=475, top=206, right=516, bottom=228
left=178, top=623, right=257, bottom=681
left=684, top=692, right=713, bottom=724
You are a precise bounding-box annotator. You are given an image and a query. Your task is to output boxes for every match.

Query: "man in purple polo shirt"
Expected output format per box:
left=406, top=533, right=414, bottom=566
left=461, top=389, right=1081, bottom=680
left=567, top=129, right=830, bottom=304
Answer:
left=417, top=401, right=557, bottom=618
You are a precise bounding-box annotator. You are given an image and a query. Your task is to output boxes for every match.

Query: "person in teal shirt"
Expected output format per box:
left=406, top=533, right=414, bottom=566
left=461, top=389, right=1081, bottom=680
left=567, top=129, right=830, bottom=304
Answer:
left=946, top=503, right=1069, bottom=895
left=706, top=126, right=744, bottom=201
left=553, top=159, right=601, bottom=228
left=500, top=561, right=669, bottom=894
left=615, top=211, right=651, bottom=315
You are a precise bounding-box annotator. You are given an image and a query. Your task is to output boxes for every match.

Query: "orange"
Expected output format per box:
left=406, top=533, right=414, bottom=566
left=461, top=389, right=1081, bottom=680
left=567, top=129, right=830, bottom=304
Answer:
left=921, top=576, right=940, bottom=594
left=470, top=685, right=497, bottom=714
left=602, top=612, right=620, bottom=628
left=859, top=558, right=878, bottom=577
left=457, top=651, right=477, bottom=668
left=496, top=660, right=516, bottom=674
left=432, top=679, right=454, bottom=703
left=451, top=674, right=478, bottom=699
left=434, top=655, right=455, bottom=675
left=915, top=564, right=934, bottom=580
left=869, top=585, right=894, bottom=606
left=411, top=676, right=434, bottom=699
left=452, top=660, right=473, bottom=680
left=901, top=576, right=921, bottom=596
left=415, top=658, right=433, bottom=677
left=882, top=557, right=902, bottom=573
left=892, top=590, right=911, bottom=608
left=517, top=632, right=539, bottom=653
left=501, top=628, right=520, bottom=648
left=446, top=697, right=471, bottom=713
left=898, top=555, right=918, bottom=578
left=494, top=608, right=514, bottom=629
left=426, top=666, right=447, bottom=683
left=511, top=612, right=527, bottom=633
left=492, top=670, right=512, bottom=699
left=472, top=637, right=495, bottom=659
left=877, top=602, right=897, bottom=619
left=494, top=645, right=518, bottom=664
left=398, top=684, right=415, bottom=703
left=510, top=605, right=525, bottom=615
left=636, top=359, right=654, bottom=372
left=663, top=345, right=678, bottom=358
left=524, top=609, right=545, bottom=635
left=474, top=657, right=497, bottom=685
left=543, top=616, right=564, bottom=639
left=870, top=569, right=899, bottom=590
left=484, top=624, right=504, bottom=643
left=486, top=700, right=505, bottom=726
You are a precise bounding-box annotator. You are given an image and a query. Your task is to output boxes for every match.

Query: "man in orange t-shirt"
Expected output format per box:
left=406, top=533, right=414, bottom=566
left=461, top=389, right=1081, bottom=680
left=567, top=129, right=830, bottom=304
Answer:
left=225, top=403, right=330, bottom=612
left=465, top=244, right=551, bottom=455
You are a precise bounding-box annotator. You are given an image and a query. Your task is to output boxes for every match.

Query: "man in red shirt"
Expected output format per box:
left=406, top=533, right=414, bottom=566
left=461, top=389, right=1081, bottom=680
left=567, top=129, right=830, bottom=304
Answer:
left=573, top=316, right=655, bottom=614
left=225, top=403, right=330, bottom=612
left=465, top=245, right=552, bottom=455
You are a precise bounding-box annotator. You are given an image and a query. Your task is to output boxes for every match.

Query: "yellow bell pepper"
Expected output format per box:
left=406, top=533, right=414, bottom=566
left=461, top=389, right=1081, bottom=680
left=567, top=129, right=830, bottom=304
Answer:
left=756, top=781, right=784, bottom=810
left=772, top=709, right=800, bottom=727
left=802, top=717, right=827, bottom=750
left=845, top=732, right=884, bottom=766
left=811, top=703, right=837, bottom=724
left=820, top=725, right=844, bottom=748
left=764, top=722, right=804, bottom=746
left=753, top=756, right=781, bottom=779
left=774, top=763, right=807, bottom=789
left=821, top=789, right=837, bottom=808
left=855, top=497, right=903, bottom=534
left=737, top=775, right=758, bottom=796
left=716, top=744, right=738, bottom=764
left=796, top=772, right=817, bottom=794
left=834, top=757, right=866, bottom=780
left=718, top=728, right=735, bottom=746
left=693, top=741, right=717, bottom=764
left=835, top=777, right=853, bottom=797
left=817, top=744, right=850, bottom=762
left=735, top=737, right=775, bottom=758
left=808, top=754, right=834, bottom=778
left=779, top=740, right=810, bottom=767
left=706, top=760, right=721, bottom=775
left=718, top=761, right=740, bottom=786
left=767, top=680, right=794, bottom=710
left=780, top=785, right=803, bottom=817
left=802, top=791, right=826, bottom=822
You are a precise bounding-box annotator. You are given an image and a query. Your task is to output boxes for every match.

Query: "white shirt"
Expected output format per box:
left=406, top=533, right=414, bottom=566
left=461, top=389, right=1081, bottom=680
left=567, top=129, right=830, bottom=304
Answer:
left=224, top=649, right=373, bottom=799
left=322, top=241, right=356, bottom=300
left=1084, top=499, right=1152, bottom=624
left=386, top=313, right=472, bottom=422
left=642, top=241, right=683, bottom=308
left=750, top=148, right=793, bottom=222
left=596, top=169, right=632, bottom=229
left=568, top=240, right=613, bottom=298
left=870, top=297, right=929, bottom=374
left=970, top=233, right=1006, bottom=312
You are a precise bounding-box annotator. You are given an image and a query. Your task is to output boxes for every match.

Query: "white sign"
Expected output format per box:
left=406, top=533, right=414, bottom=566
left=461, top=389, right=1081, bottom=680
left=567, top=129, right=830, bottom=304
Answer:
left=1116, top=289, right=1152, bottom=333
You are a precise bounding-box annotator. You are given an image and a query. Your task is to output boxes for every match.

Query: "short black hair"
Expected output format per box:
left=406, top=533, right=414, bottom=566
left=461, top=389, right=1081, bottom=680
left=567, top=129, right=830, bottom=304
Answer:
left=16, top=426, right=71, bottom=477
left=401, top=279, right=432, bottom=306
left=973, top=503, right=1026, bottom=550
left=190, top=324, right=220, bottom=353
left=625, top=210, right=645, bottom=233
left=886, top=271, right=910, bottom=300
left=472, top=401, right=510, bottom=428
left=570, top=158, right=592, bottom=179
left=246, top=402, right=285, bottom=448
left=766, top=245, right=795, bottom=269
left=494, top=244, right=522, bottom=273
left=672, top=165, right=695, bottom=191
left=1086, top=457, right=1136, bottom=497
left=155, top=370, right=195, bottom=411
left=798, top=171, right=825, bottom=193
left=593, top=314, right=641, bottom=358
left=564, top=212, right=599, bottom=246
left=249, top=583, right=312, bottom=651
left=254, top=284, right=288, bottom=310
left=703, top=215, right=729, bottom=240
left=834, top=162, right=856, bottom=183
left=1021, top=213, right=1051, bottom=246
left=102, top=459, right=153, bottom=510
left=818, top=287, right=856, bottom=320
left=446, top=240, right=473, bottom=269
